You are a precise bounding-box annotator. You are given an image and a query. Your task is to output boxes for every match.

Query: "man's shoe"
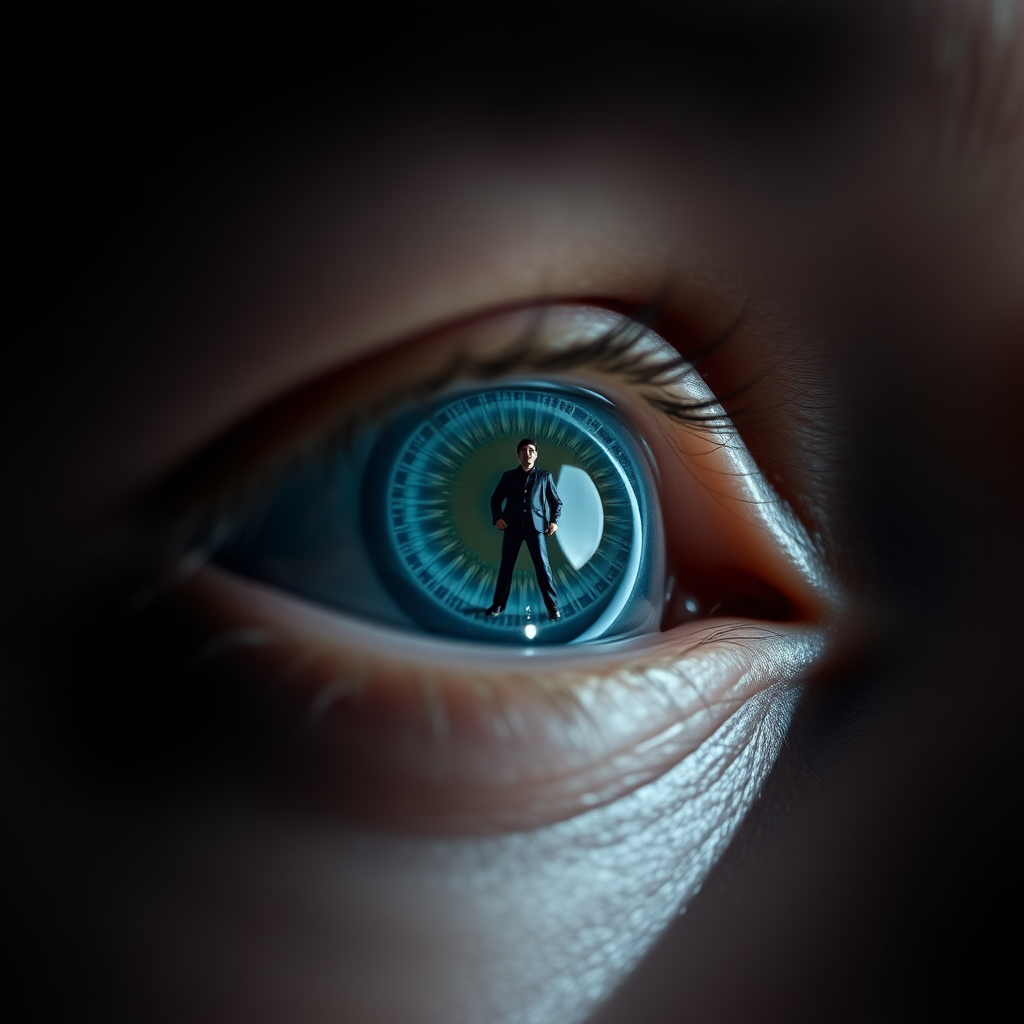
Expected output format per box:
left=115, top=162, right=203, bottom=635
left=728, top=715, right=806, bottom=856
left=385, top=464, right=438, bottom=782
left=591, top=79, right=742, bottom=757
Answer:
left=486, top=604, right=504, bottom=616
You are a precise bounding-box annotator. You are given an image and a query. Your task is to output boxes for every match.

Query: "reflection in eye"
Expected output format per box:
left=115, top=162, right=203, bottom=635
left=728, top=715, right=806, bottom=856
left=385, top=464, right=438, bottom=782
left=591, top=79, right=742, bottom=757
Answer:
left=212, top=382, right=664, bottom=645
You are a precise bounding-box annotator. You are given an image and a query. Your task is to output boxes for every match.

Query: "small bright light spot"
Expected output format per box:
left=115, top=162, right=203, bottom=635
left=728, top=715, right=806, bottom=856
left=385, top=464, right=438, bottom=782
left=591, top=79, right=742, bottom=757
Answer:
left=524, top=624, right=538, bottom=639
left=684, top=598, right=699, bottom=614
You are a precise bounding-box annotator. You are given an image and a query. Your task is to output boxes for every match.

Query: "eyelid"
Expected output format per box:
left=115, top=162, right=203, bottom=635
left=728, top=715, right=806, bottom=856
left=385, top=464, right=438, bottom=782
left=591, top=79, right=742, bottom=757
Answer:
left=180, top=561, right=826, bottom=833
left=146, top=304, right=715, bottom=524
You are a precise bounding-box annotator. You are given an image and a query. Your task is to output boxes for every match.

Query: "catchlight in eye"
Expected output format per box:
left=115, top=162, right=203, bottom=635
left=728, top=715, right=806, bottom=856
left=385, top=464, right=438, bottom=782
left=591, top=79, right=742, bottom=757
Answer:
left=212, top=382, right=664, bottom=645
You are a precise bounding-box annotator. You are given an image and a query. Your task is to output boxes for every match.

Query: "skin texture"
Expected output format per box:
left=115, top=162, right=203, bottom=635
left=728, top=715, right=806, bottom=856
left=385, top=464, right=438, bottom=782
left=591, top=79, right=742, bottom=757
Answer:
left=5, top=3, right=1022, bottom=1023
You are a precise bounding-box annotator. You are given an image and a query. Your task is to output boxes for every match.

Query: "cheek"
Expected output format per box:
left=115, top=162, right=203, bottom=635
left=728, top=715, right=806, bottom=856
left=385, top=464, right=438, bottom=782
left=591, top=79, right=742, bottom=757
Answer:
left=447, top=688, right=796, bottom=1024
left=119, top=682, right=796, bottom=1024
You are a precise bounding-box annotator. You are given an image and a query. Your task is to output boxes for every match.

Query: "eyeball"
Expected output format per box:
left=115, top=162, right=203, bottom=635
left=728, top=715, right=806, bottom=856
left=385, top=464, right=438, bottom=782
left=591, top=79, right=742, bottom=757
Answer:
left=213, top=382, right=664, bottom=646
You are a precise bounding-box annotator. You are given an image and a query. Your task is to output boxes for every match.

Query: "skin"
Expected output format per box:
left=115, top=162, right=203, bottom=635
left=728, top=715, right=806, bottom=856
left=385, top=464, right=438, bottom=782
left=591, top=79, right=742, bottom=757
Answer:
left=5, top=3, right=1022, bottom=1023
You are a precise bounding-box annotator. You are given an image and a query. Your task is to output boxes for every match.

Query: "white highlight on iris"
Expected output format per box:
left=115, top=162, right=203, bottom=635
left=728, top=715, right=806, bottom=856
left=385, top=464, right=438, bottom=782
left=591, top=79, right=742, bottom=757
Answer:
left=524, top=624, right=538, bottom=640
left=554, top=465, right=604, bottom=569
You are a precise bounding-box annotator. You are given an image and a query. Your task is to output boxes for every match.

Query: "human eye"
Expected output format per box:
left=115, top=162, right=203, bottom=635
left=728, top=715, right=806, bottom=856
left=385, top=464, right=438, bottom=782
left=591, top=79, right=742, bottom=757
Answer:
left=115, top=298, right=833, bottom=837
left=186, top=308, right=761, bottom=646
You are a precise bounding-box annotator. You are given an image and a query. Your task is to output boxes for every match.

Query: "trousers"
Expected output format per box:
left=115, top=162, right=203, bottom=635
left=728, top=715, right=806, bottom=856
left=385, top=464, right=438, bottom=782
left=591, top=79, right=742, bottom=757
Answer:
left=492, top=524, right=558, bottom=611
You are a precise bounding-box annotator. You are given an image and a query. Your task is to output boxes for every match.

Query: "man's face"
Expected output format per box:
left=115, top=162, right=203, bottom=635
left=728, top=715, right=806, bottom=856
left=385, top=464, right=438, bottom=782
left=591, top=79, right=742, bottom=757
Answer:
left=518, top=444, right=538, bottom=471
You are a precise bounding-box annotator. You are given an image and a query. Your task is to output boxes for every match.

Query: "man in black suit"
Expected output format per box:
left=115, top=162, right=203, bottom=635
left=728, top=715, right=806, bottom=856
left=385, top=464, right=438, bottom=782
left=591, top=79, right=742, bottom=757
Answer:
left=486, top=438, right=563, bottom=620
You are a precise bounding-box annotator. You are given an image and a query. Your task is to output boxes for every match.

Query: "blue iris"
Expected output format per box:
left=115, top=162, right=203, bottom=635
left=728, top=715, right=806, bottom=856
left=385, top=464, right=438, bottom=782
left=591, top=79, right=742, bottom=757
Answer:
left=214, top=383, right=664, bottom=645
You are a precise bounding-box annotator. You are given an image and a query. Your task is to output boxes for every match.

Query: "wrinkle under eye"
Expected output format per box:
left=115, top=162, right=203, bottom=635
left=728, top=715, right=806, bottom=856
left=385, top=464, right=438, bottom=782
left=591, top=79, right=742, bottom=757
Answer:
left=212, top=382, right=663, bottom=645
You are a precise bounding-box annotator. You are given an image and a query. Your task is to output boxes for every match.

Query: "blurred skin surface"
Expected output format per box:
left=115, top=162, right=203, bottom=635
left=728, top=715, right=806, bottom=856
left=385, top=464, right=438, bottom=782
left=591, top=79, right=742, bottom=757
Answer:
left=4, top=2, right=1023, bottom=1022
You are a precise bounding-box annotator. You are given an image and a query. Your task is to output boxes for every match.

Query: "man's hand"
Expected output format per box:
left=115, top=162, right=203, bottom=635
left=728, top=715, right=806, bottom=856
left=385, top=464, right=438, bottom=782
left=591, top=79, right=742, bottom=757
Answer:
left=544, top=522, right=558, bottom=535
left=495, top=519, right=507, bottom=530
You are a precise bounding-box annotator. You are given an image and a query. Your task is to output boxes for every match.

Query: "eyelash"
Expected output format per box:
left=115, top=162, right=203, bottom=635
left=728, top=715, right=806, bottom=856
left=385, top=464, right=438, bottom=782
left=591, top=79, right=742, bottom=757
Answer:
left=347, top=302, right=745, bottom=440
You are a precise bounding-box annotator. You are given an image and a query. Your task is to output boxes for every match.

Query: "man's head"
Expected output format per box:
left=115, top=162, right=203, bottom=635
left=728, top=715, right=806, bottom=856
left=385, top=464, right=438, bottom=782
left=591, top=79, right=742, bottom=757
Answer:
left=517, top=438, right=538, bottom=471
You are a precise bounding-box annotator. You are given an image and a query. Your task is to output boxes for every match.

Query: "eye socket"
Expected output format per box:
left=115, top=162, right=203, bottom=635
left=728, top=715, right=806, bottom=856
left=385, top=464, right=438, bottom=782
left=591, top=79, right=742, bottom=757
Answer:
left=128, top=302, right=832, bottom=833
left=212, top=381, right=664, bottom=645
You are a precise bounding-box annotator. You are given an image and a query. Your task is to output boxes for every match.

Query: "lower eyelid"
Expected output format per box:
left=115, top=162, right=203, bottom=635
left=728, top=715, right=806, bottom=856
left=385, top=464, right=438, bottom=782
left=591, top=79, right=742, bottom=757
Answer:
left=180, top=562, right=827, bottom=834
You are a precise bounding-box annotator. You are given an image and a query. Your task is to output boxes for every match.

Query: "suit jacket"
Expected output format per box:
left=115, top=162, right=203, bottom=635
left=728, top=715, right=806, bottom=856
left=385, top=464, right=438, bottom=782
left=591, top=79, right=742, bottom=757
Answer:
left=490, top=467, right=562, bottom=533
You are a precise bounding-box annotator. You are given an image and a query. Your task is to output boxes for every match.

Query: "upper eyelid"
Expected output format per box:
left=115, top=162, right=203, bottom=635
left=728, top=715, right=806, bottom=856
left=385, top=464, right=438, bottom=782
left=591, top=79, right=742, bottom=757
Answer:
left=144, top=303, right=742, bottom=530
left=473, top=309, right=743, bottom=428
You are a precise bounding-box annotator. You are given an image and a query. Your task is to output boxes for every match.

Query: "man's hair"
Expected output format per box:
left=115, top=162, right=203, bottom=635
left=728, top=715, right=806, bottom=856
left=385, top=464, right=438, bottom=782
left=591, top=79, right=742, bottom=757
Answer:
left=516, top=438, right=537, bottom=453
